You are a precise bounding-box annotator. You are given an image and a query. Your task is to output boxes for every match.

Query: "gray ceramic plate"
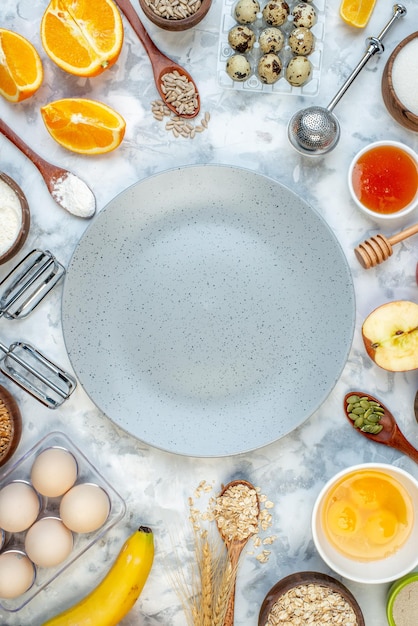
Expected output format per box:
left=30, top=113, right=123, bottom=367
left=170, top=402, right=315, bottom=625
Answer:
left=62, top=165, right=355, bottom=457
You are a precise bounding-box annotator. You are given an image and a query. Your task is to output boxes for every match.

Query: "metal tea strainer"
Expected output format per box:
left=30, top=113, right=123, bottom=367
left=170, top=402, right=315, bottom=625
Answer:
left=288, top=4, right=407, bottom=156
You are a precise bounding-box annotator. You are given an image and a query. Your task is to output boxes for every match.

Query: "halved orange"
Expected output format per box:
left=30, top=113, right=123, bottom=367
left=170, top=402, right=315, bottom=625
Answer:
left=340, top=0, right=378, bottom=28
left=0, top=29, right=43, bottom=102
left=40, top=98, right=126, bottom=154
left=40, top=0, right=123, bottom=77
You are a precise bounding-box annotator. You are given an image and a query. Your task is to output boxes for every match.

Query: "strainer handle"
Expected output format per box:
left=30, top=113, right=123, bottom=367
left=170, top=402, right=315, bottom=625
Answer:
left=327, top=4, right=407, bottom=113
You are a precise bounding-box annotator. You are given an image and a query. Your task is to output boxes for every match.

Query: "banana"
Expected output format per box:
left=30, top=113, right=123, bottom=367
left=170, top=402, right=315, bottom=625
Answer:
left=42, top=525, right=154, bottom=626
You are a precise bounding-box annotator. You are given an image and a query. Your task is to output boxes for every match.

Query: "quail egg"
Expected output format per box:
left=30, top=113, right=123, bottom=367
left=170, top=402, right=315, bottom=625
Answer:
left=289, top=26, right=315, bottom=56
left=226, top=54, right=252, bottom=81
left=234, top=0, right=260, bottom=24
left=258, top=27, right=285, bottom=54
left=228, top=25, right=256, bottom=53
left=291, top=2, right=317, bottom=28
left=257, top=53, right=282, bottom=84
left=262, top=1, right=289, bottom=26
left=286, top=55, right=312, bottom=86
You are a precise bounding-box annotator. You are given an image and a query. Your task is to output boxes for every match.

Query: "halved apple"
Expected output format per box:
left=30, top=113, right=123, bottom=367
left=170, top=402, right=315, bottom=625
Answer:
left=362, top=300, right=418, bottom=371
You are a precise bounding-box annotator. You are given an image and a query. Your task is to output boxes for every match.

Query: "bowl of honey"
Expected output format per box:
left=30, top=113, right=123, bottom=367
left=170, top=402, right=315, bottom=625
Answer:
left=348, top=141, right=418, bottom=221
left=312, top=463, right=418, bottom=584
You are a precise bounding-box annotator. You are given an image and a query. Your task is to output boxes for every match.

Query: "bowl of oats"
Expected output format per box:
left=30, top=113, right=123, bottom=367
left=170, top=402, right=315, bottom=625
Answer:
left=258, top=571, right=365, bottom=626
left=138, top=0, right=212, bottom=31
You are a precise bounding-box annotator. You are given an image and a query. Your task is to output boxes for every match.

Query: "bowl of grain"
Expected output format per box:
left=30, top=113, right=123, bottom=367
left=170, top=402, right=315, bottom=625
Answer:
left=0, top=173, right=30, bottom=265
left=258, top=571, right=365, bottom=626
left=312, top=463, right=418, bottom=584
left=0, top=385, right=22, bottom=467
left=382, top=31, right=418, bottom=132
left=138, top=0, right=212, bottom=31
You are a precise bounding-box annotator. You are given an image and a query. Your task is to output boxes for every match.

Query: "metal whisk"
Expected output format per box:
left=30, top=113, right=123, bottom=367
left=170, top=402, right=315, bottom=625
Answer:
left=288, top=4, right=407, bottom=156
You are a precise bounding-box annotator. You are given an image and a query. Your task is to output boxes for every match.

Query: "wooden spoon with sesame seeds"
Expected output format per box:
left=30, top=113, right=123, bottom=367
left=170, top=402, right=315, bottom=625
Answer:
left=215, top=479, right=260, bottom=626
left=114, top=0, right=200, bottom=118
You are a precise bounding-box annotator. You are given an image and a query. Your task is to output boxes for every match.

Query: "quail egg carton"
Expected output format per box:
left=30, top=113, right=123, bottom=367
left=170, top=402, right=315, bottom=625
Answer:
left=0, top=431, right=126, bottom=612
left=218, top=0, right=325, bottom=95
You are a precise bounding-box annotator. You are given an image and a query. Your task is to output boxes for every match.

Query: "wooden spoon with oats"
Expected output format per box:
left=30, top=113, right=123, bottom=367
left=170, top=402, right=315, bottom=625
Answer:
left=215, top=479, right=260, bottom=626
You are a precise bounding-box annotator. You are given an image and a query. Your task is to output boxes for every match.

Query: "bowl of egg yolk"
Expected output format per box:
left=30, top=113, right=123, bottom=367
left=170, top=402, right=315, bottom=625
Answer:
left=312, top=463, right=418, bottom=584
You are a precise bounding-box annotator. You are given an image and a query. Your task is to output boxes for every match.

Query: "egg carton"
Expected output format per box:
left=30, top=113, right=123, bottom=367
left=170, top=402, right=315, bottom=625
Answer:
left=0, top=431, right=126, bottom=612
left=218, top=0, right=326, bottom=95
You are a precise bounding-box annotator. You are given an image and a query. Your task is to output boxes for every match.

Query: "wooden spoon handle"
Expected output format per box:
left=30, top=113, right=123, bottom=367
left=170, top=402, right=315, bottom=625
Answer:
left=0, top=118, right=57, bottom=180
left=114, top=0, right=171, bottom=69
left=394, top=427, right=418, bottom=464
left=223, top=547, right=241, bottom=626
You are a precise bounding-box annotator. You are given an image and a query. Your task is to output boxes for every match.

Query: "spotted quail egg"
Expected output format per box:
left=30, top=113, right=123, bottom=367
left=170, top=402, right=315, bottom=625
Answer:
left=228, top=25, right=256, bottom=53
left=226, top=54, right=252, bottom=81
left=288, top=27, right=315, bottom=56
left=291, top=2, right=317, bottom=28
left=257, top=53, right=282, bottom=84
left=262, top=1, right=289, bottom=26
left=286, top=55, right=312, bottom=86
left=234, top=0, right=260, bottom=24
left=258, top=27, right=285, bottom=54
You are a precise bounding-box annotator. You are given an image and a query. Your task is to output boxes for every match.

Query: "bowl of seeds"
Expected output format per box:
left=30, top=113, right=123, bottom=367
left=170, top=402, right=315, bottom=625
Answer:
left=0, top=385, right=22, bottom=467
left=138, top=0, right=212, bottom=31
left=258, top=571, right=365, bottom=626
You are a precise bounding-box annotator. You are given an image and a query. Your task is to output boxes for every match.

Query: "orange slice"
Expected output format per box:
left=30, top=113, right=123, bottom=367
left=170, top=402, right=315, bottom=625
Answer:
left=0, top=29, right=43, bottom=102
left=340, top=0, right=378, bottom=28
left=40, top=0, right=123, bottom=77
left=40, top=98, right=126, bottom=154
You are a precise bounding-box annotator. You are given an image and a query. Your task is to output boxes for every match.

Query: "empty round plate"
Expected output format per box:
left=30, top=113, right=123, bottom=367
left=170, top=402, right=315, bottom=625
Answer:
left=62, top=165, right=355, bottom=456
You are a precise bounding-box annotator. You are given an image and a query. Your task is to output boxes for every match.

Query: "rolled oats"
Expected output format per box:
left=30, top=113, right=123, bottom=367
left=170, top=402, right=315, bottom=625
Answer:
left=264, top=583, right=359, bottom=626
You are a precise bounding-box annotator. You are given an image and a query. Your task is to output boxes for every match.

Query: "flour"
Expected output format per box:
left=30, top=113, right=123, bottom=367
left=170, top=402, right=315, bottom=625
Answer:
left=0, top=177, right=22, bottom=257
left=51, top=172, right=96, bottom=219
left=392, top=580, right=418, bottom=626
left=392, top=38, right=418, bottom=116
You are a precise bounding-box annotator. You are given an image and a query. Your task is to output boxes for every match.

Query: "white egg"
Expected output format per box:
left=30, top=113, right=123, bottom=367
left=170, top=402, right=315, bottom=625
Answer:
left=31, top=447, right=78, bottom=497
left=0, top=481, right=40, bottom=533
left=60, top=483, right=110, bottom=533
left=0, top=551, right=35, bottom=598
left=25, top=517, right=73, bottom=567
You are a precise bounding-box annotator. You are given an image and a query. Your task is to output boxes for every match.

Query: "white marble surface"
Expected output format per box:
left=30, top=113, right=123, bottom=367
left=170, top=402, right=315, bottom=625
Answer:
left=1, top=0, right=418, bottom=624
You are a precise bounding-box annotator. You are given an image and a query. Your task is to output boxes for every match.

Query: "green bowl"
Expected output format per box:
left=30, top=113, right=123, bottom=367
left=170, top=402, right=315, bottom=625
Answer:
left=387, top=571, right=418, bottom=625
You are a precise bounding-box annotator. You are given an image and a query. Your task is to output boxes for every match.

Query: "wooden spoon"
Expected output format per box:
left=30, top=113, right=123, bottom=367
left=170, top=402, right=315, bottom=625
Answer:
left=344, top=391, right=418, bottom=464
left=216, top=479, right=260, bottom=626
left=0, top=118, right=95, bottom=218
left=354, top=222, right=418, bottom=269
left=114, top=0, right=200, bottom=118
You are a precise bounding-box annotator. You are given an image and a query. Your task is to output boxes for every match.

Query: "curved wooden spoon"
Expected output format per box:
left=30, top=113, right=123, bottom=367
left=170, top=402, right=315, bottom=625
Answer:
left=344, top=391, right=418, bottom=464
left=114, top=0, right=200, bottom=118
left=0, top=118, right=95, bottom=218
left=216, top=479, right=260, bottom=626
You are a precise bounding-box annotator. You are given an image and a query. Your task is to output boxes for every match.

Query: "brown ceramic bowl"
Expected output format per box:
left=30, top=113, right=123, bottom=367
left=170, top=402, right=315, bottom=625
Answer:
left=258, top=571, right=365, bottom=626
left=138, top=0, right=212, bottom=31
left=0, top=173, right=30, bottom=265
left=382, top=31, right=418, bottom=132
left=0, top=385, right=22, bottom=467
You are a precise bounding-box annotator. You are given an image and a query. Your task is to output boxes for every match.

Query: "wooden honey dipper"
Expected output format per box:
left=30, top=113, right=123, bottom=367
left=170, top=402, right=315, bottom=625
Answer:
left=355, top=222, right=418, bottom=269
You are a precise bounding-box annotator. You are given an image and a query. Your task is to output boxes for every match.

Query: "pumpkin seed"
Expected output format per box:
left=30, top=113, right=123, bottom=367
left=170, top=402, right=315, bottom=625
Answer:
left=345, top=393, right=384, bottom=435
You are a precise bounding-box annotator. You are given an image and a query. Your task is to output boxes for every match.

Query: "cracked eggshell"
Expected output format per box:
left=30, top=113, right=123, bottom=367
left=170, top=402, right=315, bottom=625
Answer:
left=234, top=0, right=260, bottom=24
left=258, top=53, right=283, bottom=84
left=226, top=54, right=252, bottom=81
left=262, top=1, right=290, bottom=26
left=259, top=27, right=285, bottom=54
left=291, top=2, right=317, bottom=28
left=289, top=27, right=315, bottom=56
left=286, top=55, right=312, bottom=86
left=228, top=25, right=256, bottom=53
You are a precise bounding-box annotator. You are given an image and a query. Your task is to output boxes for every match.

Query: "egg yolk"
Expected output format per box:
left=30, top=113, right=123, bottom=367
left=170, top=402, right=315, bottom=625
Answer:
left=321, top=469, right=413, bottom=561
